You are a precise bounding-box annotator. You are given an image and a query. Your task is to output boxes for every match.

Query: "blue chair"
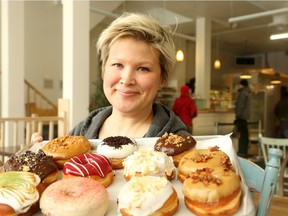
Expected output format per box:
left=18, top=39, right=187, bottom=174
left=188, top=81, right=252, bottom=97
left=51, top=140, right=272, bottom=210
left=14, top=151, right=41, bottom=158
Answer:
left=239, top=148, right=283, bottom=216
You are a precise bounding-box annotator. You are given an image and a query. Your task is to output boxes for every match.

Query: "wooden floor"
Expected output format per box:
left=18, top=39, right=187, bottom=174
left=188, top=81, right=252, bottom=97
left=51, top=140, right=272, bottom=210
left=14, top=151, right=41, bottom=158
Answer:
left=253, top=192, right=288, bottom=215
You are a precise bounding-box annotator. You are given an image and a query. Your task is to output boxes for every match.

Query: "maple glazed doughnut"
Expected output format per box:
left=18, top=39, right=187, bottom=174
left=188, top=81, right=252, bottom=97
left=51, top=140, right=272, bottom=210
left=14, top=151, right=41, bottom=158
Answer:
left=118, top=176, right=179, bottom=216
left=40, top=177, right=109, bottom=216
left=182, top=167, right=242, bottom=216
left=178, top=146, right=233, bottom=183
left=154, top=132, right=196, bottom=166
left=42, top=135, right=91, bottom=169
left=97, top=136, right=138, bottom=169
left=62, top=153, right=114, bottom=187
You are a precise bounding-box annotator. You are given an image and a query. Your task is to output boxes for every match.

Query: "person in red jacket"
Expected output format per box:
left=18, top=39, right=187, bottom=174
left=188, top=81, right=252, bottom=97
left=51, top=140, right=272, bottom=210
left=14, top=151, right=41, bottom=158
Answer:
left=172, top=85, right=198, bottom=133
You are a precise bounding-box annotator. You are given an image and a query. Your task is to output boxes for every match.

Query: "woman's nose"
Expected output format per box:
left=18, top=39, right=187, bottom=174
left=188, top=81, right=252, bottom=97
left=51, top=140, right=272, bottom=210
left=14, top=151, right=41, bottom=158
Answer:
left=120, top=68, right=136, bottom=86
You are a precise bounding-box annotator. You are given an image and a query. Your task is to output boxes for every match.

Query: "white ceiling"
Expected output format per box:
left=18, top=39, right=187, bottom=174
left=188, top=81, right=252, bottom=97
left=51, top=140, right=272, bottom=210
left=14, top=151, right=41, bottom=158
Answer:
left=91, top=0, right=288, bottom=55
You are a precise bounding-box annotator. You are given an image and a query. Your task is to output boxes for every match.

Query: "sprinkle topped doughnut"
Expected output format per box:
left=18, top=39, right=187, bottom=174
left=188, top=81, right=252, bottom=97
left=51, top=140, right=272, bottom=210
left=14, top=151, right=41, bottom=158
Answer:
left=97, top=136, right=138, bottom=169
left=62, top=153, right=113, bottom=187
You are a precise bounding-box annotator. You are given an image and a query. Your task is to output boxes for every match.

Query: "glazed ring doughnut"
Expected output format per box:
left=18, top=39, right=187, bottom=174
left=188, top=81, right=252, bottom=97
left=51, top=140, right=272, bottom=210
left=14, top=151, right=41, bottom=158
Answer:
left=40, top=177, right=109, bottom=216
left=62, top=153, right=114, bottom=187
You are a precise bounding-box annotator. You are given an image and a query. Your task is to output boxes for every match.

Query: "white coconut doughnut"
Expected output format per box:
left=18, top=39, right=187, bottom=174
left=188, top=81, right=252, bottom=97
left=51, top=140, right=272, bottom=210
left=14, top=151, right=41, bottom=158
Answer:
left=40, top=177, right=109, bottom=216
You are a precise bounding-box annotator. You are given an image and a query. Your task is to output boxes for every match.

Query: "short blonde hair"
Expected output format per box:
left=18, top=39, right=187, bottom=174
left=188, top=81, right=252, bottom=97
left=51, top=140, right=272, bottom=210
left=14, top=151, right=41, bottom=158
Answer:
left=96, top=12, right=175, bottom=83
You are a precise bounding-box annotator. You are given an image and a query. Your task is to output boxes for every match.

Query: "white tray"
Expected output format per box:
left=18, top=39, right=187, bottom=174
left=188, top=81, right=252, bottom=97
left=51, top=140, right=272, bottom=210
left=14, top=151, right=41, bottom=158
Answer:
left=32, top=134, right=256, bottom=216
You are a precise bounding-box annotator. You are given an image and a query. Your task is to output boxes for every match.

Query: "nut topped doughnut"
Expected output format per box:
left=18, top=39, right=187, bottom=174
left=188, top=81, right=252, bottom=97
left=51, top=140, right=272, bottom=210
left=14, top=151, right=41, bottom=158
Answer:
left=154, top=132, right=196, bottom=166
left=97, top=136, right=138, bottom=169
left=182, top=167, right=242, bottom=216
left=62, top=153, right=114, bottom=187
left=118, top=176, right=179, bottom=216
left=40, top=177, right=109, bottom=216
left=3, top=149, right=58, bottom=186
left=123, top=149, right=176, bottom=181
left=42, top=135, right=91, bottom=169
left=178, top=146, right=233, bottom=183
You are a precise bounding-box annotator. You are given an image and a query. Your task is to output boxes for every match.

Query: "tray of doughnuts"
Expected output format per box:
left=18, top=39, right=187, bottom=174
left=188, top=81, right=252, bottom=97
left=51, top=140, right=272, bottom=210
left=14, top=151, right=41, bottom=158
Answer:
left=24, top=134, right=256, bottom=216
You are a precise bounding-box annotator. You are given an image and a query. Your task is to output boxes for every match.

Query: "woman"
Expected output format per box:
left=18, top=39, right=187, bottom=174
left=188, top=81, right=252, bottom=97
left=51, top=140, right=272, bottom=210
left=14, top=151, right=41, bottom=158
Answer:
left=32, top=12, right=190, bottom=142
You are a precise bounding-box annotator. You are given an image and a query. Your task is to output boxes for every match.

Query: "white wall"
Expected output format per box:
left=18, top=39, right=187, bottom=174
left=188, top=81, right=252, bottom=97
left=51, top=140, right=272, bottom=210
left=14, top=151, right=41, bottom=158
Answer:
left=25, top=1, right=63, bottom=104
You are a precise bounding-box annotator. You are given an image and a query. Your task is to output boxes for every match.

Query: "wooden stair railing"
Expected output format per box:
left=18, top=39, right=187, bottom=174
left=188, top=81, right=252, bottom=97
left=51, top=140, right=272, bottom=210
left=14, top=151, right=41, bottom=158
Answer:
left=25, top=79, right=58, bottom=116
left=0, top=99, right=70, bottom=162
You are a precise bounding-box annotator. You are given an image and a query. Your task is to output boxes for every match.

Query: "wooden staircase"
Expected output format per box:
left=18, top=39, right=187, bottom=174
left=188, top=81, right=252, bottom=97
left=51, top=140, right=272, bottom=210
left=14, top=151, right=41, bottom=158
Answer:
left=25, top=79, right=58, bottom=116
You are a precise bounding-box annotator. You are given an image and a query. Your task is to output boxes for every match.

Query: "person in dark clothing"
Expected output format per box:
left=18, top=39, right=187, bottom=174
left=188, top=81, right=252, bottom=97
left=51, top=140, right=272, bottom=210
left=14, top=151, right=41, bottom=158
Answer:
left=274, top=90, right=288, bottom=138
left=235, top=79, right=251, bottom=157
left=172, top=85, right=197, bottom=133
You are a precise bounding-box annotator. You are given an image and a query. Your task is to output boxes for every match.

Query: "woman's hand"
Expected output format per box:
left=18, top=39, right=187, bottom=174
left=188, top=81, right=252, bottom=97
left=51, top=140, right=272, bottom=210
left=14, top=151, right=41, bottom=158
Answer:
left=31, top=132, right=43, bottom=144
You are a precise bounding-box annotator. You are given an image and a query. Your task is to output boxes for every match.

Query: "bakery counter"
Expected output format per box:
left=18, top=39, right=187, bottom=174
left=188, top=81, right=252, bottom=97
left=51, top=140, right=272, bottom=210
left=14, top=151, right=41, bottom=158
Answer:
left=193, top=110, right=235, bottom=136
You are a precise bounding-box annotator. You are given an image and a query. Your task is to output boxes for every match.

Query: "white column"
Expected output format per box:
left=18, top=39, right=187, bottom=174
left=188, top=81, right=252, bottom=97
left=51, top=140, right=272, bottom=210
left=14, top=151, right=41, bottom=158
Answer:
left=62, top=0, right=90, bottom=128
left=195, top=17, right=211, bottom=102
left=1, top=0, right=25, bottom=117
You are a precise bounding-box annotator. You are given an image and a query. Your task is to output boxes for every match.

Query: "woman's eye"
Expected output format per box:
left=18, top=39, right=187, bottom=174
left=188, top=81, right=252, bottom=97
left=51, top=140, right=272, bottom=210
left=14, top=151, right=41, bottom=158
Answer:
left=138, top=67, right=149, bottom=72
left=112, top=63, right=122, bottom=68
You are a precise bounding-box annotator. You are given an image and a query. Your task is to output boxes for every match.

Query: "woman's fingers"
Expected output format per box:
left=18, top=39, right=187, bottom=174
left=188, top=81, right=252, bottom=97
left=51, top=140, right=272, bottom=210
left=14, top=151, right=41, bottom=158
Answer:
left=31, top=132, right=43, bottom=143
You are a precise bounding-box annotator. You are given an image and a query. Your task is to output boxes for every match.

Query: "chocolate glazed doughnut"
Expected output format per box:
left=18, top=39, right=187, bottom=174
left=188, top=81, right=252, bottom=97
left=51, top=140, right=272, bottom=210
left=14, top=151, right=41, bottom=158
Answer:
left=154, top=132, right=196, bottom=166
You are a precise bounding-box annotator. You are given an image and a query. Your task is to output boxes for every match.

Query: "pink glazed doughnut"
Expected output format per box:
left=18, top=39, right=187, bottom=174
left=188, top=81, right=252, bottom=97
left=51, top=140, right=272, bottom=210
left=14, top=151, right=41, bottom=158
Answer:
left=40, top=177, right=109, bottom=216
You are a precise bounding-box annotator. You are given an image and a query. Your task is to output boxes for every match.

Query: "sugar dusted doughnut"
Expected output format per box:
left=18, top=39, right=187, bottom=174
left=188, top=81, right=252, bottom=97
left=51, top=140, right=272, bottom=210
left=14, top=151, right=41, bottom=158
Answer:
left=42, top=135, right=91, bottom=169
left=123, top=149, right=176, bottom=181
left=40, top=177, right=108, bottom=216
left=62, top=153, right=114, bottom=187
left=118, top=176, right=179, bottom=216
left=182, top=167, right=242, bottom=216
left=97, top=136, right=138, bottom=169
left=178, top=146, right=233, bottom=182
left=154, top=132, right=196, bottom=166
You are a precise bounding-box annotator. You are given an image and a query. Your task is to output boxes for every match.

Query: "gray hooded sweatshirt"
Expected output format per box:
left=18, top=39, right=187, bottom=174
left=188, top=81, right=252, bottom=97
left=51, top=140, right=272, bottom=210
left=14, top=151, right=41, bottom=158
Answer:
left=69, top=103, right=190, bottom=138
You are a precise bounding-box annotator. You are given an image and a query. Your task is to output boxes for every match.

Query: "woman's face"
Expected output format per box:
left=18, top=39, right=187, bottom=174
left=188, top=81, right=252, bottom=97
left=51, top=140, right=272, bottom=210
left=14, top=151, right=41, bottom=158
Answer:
left=103, top=37, right=163, bottom=114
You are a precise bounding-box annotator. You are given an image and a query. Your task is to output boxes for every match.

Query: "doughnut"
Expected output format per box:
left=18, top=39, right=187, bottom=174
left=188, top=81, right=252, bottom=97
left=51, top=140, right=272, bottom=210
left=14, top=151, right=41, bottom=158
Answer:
left=182, top=167, right=242, bottom=216
left=62, top=153, right=114, bottom=187
left=154, top=132, right=196, bottom=166
left=122, top=149, right=176, bottom=181
left=40, top=177, right=109, bottom=216
left=0, top=171, right=45, bottom=216
left=118, top=176, right=179, bottom=216
left=42, top=135, right=91, bottom=169
left=97, top=136, right=138, bottom=169
left=3, top=149, right=59, bottom=186
left=178, top=146, right=233, bottom=183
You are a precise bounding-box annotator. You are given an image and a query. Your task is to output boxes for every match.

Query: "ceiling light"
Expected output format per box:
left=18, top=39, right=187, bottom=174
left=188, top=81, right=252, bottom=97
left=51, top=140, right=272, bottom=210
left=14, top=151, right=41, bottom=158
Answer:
left=228, top=8, right=288, bottom=23
left=214, top=59, right=221, bottom=69
left=270, top=79, right=282, bottom=84
left=240, top=73, right=252, bottom=79
left=270, top=32, right=288, bottom=40
left=176, top=50, right=184, bottom=61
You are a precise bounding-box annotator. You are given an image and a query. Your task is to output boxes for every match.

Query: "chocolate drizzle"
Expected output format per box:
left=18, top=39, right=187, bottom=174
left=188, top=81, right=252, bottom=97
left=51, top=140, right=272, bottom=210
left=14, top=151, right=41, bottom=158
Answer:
left=102, top=136, right=136, bottom=149
left=4, top=149, right=58, bottom=180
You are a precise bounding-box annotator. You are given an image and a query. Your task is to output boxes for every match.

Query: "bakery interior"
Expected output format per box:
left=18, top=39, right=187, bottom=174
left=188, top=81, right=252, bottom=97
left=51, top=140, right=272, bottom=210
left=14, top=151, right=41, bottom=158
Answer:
left=0, top=1, right=288, bottom=215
